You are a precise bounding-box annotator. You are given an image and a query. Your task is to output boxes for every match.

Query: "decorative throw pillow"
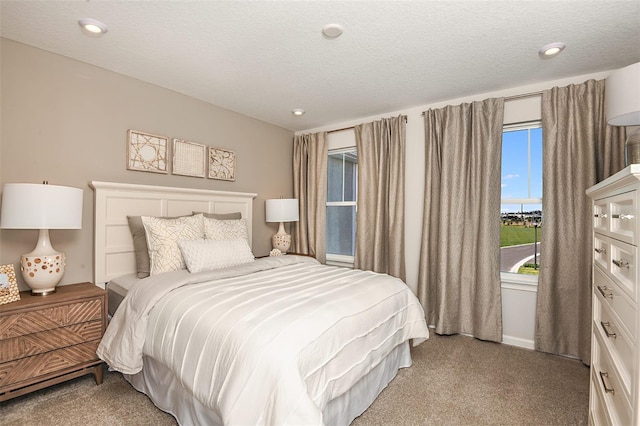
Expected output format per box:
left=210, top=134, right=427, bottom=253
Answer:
left=141, top=214, right=204, bottom=275
left=128, top=212, right=242, bottom=278
left=204, top=217, right=249, bottom=243
left=178, top=238, right=254, bottom=273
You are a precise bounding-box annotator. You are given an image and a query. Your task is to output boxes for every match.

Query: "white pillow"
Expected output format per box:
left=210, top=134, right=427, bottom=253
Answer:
left=142, top=214, right=204, bottom=275
left=204, top=217, right=249, bottom=243
left=178, top=238, right=254, bottom=273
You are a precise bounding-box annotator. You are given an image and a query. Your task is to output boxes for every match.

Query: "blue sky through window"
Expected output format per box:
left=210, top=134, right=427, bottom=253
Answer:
left=501, top=127, right=542, bottom=213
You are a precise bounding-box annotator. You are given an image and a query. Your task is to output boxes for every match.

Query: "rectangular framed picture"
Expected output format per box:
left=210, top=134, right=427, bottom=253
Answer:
left=208, top=147, right=236, bottom=181
left=0, top=264, right=20, bottom=305
left=127, top=129, right=169, bottom=174
left=172, top=139, right=206, bottom=178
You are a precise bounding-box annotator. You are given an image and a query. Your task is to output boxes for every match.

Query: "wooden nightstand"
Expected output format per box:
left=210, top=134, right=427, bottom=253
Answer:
left=0, top=282, right=107, bottom=402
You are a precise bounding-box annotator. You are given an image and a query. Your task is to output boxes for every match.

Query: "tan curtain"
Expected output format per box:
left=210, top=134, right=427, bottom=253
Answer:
left=417, top=98, right=505, bottom=342
left=354, top=116, right=406, bottom=280
left=535, top=79, right=626, bottom=363
left=291, top=132, right=328, bottom=263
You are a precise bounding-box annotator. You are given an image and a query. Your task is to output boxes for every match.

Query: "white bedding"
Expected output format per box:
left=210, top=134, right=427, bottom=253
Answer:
left=97, top=256, right=428, bottom=425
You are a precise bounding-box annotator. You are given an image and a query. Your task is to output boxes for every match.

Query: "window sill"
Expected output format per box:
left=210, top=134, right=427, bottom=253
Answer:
left=326, top=254, right=354, bottom=269
left=500, top=271, right=538, bottom=292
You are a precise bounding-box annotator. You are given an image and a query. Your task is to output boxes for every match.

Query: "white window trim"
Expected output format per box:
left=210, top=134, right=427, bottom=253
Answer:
left=326, top=146, right=357, bottom=265
left=501, top=121, right=542, bottom=282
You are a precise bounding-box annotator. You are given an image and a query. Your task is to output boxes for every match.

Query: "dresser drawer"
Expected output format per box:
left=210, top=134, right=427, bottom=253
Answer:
left=593, top=234, right=610, bottom=272
left=0, top=298, right=102, bottom=339
left=593, top=294, right=634, bottom=397
left=0, top=320, right=103, bottom=363
left=592, top=332, right=632, bottom=426
left=590, top=375, right=612, bottom=426
left=609, top=191, right=637, bottom=245
left=594, top=198, right=610, bottom=236
left=594, top=267, right=636, bottom=336
left=608, top=237, right=637, bottom=302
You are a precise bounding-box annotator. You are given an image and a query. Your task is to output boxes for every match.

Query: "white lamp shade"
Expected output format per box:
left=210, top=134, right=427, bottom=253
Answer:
left=0, top=183, right=83, bottom=229
left=606, top=62, right=640, bottom=126
left=265, top=198, right=299, bottom=223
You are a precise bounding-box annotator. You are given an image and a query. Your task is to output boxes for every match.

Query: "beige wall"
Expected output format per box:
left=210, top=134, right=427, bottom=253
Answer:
left=0, top=39, right=294, bottom=291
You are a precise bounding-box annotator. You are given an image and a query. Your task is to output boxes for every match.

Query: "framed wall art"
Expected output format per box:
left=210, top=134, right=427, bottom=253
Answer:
left=0, top=264, right=20, bottom=305
left=208, top=147, right=236, bottom=181
left=172, top=139, right=206, bottom=178
left=127, top=129, right=169, bottom=174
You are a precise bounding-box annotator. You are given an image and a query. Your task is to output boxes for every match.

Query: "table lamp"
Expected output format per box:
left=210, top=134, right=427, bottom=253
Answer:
left=605, top=62, right=640, bottom=164
left=0, top=182, right=83, bottom=295
left=265, top=198, right=299, bottom=253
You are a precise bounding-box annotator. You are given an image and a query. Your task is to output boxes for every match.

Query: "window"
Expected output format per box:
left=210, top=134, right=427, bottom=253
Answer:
left=326, top=149, right=357, bottom=263
left=500, top=123, right=542, bottom=276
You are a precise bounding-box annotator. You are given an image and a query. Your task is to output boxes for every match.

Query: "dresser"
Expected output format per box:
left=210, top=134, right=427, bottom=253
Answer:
left=0, top=282, right=107, bottom=402
left=587, top=165, right=640, bottom=425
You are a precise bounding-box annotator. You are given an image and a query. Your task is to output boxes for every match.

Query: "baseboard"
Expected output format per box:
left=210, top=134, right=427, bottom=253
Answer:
left=502, top=335, right=535, bottom=350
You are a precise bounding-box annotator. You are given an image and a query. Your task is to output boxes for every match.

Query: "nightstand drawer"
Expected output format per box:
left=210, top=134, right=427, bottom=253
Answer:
left=0, top=298, right=102, bottom=339
left=0, top=320, right=103, bottom=363
left=0, top=340, right=100, bottom=392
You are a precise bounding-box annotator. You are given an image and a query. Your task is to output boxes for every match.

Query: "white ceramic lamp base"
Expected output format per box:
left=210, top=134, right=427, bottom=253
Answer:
left=272, top=222, right=292, bottom=254
left=20, top=229, right=66, bottom=295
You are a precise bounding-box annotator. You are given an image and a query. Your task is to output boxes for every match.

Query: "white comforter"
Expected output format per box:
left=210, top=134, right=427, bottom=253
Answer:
left=98, top=256, right=428, bottom=425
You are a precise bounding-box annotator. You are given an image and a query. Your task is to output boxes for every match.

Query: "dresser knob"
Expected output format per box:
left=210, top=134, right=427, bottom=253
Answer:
left=600, top=321, right=617, bottom=339
left=597, top=285, right=614, bottom=299
left=599, top=371, right=615, bottom=394
left=612, top=259, right=630, bottom=269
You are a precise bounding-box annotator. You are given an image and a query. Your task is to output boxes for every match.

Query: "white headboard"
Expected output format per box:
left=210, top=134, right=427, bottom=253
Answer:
left=91, top=181, right=257, bottom=286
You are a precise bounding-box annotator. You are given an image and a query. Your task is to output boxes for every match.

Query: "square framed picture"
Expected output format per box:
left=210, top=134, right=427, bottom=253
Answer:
left=172, top=139, right=206, bottom=178
left=0, top=264, right=20, bottom=305
left=208, top=147, right=236, bottom=181
left=127, top=129, right=169, bottom=174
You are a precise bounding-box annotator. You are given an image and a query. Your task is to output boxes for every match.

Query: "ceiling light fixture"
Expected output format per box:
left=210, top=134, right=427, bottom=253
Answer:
left=322, top=24, right=343, bottom=39
left=292, top=109, right=305, bottom=116
left=538, top=42, right=565, bottom=59
left=78, top=18, right=108, bottom=35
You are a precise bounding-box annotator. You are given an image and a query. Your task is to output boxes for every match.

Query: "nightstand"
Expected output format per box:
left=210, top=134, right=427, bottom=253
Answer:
left=0, top=282, right=107, bottom=402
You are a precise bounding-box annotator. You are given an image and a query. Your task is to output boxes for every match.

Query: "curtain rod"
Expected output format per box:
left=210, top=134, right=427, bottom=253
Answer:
left=420, top=90, right=544, bottom=115
left=327, top=115, right=408, bottom=133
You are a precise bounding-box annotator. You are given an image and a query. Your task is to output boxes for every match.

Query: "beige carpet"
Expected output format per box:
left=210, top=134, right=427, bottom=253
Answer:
left=2, top=334, right=589, bottom=425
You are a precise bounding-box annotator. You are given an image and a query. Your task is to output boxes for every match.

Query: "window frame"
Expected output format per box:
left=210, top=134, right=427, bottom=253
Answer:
left=500, top=120, right=542, bottom=282
left=326, top=147, right=357, bottom=265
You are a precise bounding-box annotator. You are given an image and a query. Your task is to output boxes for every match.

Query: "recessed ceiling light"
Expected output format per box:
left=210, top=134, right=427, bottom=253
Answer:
left=322, top=24, right=343, bottom=39
left=539, top=42, right=565, bottom=59
left=292, top=109, right=305, bottom=116
left=78, top=18, right=108, bottom=35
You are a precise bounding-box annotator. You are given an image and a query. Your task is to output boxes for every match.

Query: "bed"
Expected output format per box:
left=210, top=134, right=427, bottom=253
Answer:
left=91, top=181, right=429, bottom=425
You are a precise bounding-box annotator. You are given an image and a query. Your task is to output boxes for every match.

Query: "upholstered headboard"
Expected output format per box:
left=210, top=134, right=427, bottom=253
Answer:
left=91, top=181, right=257, bottom=287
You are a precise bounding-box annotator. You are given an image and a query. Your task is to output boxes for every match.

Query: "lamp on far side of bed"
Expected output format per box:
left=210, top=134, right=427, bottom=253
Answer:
left=0, top=182, right=83, bottom=295
left=265, top=198, right=299, bottom=254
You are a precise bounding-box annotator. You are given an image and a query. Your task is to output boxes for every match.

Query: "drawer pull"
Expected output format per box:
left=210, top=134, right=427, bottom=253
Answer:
left=597, top=285, right=614, bottom=299
left=594, top=247, right=606, bottom=254
left=612, top=259, right=630, bottom=268
left=599, top=371, right=615, bottom=394
left=600, top=321, right=616, bottom=339
left=594, top=213, right=608, bottom=219
left=612, top=213, right=634, bottom=220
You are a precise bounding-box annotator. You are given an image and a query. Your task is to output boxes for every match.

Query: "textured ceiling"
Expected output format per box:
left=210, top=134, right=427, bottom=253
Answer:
left=1, top=1, right=639, bottom=131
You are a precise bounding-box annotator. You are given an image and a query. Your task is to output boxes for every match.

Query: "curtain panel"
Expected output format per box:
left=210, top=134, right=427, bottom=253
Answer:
left=535, top=79, right=626, bottom=363
left=417, top=98, right=505, bottom=342
left=354, top=115, right=407, bottom=280
left=291, top=132, right=328, bottom=263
